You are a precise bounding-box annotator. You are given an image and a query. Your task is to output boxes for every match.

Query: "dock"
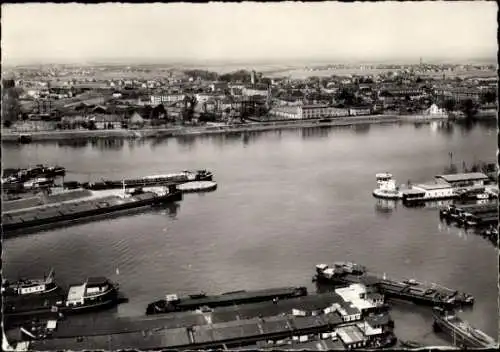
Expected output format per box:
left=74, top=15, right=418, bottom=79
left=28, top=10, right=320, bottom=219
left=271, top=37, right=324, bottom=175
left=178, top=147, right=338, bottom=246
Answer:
left=23, top=295, right=397, bottom=351
left=20, top=292, right=347, bottom=339
left=27, top=312, right=345, bottom=350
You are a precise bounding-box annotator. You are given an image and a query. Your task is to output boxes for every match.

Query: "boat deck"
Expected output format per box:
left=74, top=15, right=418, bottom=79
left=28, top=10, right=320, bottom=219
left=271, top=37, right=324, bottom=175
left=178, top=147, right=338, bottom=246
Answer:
left=164, top=287, right=306, bottom=309
left=2, top=192, right=159, bottom=226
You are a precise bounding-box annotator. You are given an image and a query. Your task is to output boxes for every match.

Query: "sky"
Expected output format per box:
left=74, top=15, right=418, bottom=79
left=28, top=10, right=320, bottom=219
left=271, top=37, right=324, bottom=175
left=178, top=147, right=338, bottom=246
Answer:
left=1, top=2, right=498, bottom=65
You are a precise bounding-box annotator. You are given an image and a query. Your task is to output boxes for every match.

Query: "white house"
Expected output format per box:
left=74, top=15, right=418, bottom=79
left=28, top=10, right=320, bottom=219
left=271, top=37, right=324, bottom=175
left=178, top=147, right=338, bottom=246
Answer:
left=335, top=284, right=381, bottom=317
left=426, top=103, right=447, bottom=117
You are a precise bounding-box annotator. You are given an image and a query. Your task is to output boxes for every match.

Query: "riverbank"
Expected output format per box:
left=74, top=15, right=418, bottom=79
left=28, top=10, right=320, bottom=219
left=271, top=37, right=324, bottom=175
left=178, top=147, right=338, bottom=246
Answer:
left=1, top=115, right=408, bottom=143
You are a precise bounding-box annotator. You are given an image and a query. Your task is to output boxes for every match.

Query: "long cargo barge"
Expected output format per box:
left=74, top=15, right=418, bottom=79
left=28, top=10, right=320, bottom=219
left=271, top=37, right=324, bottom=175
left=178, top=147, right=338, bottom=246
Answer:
left=1, top=187, right=182, bottom=236
left=146, top=286, right=308, bottom=315
left=432, top=307, right=497, bottom=348
left=313, top=262, right=474, bottom=308
left=81, top=170, right=213, bottom=190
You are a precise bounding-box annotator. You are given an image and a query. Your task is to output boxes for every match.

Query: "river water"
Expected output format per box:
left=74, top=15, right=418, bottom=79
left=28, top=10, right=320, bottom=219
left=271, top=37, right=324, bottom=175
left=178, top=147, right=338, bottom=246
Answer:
left=2, top=120, right=498, bottom=345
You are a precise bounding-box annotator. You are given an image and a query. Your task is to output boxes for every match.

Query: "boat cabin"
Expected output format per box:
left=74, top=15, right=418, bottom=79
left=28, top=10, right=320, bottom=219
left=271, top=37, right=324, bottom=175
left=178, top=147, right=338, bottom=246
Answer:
left=65, top=277, right=114, bottom=307
left=401, top=189, right=426, bottom=202
left=375, top=173, right=395, bottom=188
left=165, top=293, right=181, bottom=304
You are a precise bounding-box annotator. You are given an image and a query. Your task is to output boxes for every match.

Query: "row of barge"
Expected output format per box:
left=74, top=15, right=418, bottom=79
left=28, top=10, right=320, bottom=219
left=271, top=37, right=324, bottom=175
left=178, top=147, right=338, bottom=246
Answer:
left=3, top=262, right=496, bottom=350
left=439, top=201, right=498, bottom=228
left=3, top=167, right=213, bottom=194
left=2, top=167, right=217, bottom=236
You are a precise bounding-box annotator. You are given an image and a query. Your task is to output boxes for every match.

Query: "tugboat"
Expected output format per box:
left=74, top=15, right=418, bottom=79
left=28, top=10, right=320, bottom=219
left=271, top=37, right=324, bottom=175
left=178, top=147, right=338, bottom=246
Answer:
left=1, top=269, right=59, bottom=297
left=59, top=276, right=123, bottom=313
left=432, top=307, right=498, bottom=348
left=372, top=173, right=403, bottom=199
left=314, top=263, right=474, bottom=308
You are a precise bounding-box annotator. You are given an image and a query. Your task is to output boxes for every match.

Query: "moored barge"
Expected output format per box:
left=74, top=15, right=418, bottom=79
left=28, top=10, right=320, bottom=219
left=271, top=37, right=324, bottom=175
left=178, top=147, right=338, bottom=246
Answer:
left=82, top=170, right=213, bottom=190
left=439, top=202, right=498, bottom=221
left=2, top=186, right=182, bottom=236
left=432, top=307, right=497, bottom=348
left=2, top=269, right=59, bottom=297
left=2, top=165, right=65, bottom=185
left=146, top=286, right=308, bottom=315
left=313, top=262, right=474, bottom=308
left=3, top=277, right=125, bottom=321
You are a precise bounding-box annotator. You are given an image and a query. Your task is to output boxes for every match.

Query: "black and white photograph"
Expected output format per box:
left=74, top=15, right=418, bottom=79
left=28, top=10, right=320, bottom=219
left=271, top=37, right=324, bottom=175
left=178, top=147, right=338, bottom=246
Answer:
left=1, top=1, right=498, bottom=350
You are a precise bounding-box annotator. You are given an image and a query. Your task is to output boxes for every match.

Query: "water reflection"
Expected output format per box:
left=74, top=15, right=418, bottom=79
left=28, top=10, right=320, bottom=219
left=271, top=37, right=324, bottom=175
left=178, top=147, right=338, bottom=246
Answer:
left=57, top=139, right=89, bottom=148
left=127, top=138, right=147, bottom=150
left=89, top=138, right=125, bottom=150
left=434, top=121, right=454, bottom=136
left=242, top=131, right=266, bottom=146
left=352, top=123, right=371, bottom=134
left=152, top=201, right=180, bottom=220
left=176, top=135, right=197, bottom=150
left=301, top=126, right=330, bottom=139
left=375, top=198, right=397, bottom=215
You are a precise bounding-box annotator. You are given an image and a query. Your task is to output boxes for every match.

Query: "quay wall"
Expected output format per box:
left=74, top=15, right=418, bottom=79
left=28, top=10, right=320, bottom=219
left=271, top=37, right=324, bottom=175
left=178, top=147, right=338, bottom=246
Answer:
left=1, top=115, right=403, bottom=142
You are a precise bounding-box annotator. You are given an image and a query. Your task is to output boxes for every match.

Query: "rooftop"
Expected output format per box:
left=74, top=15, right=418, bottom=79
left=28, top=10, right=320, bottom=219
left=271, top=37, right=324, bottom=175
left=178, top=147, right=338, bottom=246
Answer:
left=336, top=325, right=365, bottom=345
left=435, top=172, right=489, bottom=183
left=67, top=284, right=86, bottom=302
left=413, top=182, right=452, bottom=190
left=335, top=284, right=375, bottom=312
left=86, top=277, right=109, bottom=286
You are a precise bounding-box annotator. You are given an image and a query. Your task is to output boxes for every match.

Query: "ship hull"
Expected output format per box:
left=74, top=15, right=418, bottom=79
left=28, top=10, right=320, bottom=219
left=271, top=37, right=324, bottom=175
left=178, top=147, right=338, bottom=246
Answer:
left=433, top=314, right=496, bottom=348
left=2, top=191, right=182, bottom=236
left=146, top=286, right=308, bottom=315
left=83, top=173, right=213, bottom=190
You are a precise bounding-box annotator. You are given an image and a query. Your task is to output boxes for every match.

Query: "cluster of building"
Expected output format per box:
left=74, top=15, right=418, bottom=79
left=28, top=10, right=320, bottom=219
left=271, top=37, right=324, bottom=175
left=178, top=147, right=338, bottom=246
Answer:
left=1, top=62, right=497, bottom=131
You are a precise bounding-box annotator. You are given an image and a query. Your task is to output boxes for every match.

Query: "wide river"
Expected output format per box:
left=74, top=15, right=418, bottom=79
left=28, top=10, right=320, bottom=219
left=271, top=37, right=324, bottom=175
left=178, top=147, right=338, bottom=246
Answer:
left=2, top=120, right=498, bottom=345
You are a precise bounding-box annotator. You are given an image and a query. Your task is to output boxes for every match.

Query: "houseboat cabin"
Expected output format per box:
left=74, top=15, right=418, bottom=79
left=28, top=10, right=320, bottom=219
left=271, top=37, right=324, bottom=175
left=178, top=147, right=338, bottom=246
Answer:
left=65, top=277, right=117, bottom=309
left=435, top=172, right=489, bottom=189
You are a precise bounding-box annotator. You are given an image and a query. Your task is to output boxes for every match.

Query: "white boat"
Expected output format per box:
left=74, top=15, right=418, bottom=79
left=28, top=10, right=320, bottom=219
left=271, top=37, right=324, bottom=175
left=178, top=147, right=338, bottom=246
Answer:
left=372, top=173, right=402, bottom=199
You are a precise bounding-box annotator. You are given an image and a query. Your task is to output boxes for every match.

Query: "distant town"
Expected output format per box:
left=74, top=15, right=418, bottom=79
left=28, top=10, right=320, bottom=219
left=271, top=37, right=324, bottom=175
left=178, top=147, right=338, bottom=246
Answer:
left=1, top=62, right=497, bottom=135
